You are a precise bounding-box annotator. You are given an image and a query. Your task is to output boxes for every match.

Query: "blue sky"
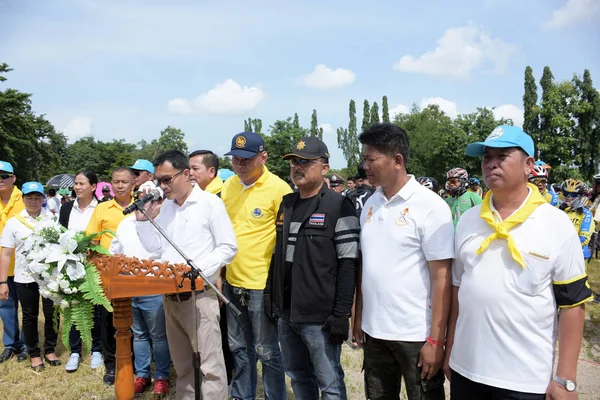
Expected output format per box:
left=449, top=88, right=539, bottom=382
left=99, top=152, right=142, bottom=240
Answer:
left=1, top=0, right=599, bottom=168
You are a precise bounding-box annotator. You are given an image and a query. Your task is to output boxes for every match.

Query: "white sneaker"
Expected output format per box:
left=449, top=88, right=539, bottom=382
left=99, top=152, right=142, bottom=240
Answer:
left=65, top=353, right=80, bottom=372
left=90, top=352, right=103, bottom=369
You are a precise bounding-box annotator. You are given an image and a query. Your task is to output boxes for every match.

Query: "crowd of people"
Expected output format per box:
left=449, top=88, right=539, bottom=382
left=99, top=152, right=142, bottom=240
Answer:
left=0, top=122, right=596, bottom=399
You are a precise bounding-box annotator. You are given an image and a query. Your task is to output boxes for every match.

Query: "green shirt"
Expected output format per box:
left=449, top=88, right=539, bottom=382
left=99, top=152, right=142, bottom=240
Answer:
left=445, top=191, right=482, bottom=229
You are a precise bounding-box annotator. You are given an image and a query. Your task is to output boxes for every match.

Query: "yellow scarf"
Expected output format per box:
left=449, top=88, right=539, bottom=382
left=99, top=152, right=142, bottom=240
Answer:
left=476, top=183, right=546, bottom=268
left=0, top=187, right=23, bottom=228
left=14, top=213, right=35, bottom=230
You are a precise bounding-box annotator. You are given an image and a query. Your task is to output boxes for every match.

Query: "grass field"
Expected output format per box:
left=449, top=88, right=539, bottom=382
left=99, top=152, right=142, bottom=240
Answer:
left=1, top=261, right=599, bottom=399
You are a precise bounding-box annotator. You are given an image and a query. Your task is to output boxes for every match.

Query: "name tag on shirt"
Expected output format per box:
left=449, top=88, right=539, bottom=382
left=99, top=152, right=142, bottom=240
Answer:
left=308, top=213, right=326, bottom=228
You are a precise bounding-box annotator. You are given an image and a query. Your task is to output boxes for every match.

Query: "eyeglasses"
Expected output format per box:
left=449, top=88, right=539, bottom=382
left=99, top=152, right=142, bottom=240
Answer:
left=530, top=178, right=547, bottom=185
left=562, top=191, right=579, bottom=198
left=132, top=170, right=141, bottom=177
left=447, top=178, right=461, bottom=185
left=0, top=174, right=14, bottom=180
left=289, top=158, right=319, bottom=168
left=154, top=169, right=185, bottom=186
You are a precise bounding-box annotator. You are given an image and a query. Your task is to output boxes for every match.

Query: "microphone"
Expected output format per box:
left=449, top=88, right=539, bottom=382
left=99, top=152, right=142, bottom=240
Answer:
left=123, top=187, right=163, bottom=215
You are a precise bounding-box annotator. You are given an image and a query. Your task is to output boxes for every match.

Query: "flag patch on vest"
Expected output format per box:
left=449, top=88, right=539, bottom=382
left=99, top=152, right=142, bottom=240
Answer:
left=308, top=213, right=326, bottom=227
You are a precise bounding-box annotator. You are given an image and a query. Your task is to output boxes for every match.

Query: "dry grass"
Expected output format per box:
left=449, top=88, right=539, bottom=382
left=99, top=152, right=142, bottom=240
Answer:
left=1, top=263, right=600, bottom=399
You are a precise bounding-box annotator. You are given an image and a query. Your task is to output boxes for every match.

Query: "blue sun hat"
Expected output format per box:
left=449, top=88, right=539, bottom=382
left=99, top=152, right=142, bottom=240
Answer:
left=466, top=125, right=534, bottom=157
left=22, top=181, right=44, bottom=195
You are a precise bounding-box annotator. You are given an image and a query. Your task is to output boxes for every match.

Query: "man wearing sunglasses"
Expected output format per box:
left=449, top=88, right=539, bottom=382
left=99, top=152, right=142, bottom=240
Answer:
left=130, top=159, right=155, bottom=192
left=221, top=132, right=291, bottom=400
left=0, top=161, right=28, bottom=364
left=559, top=178, right=595, bottom=260
left=444, top=167, right=482, bottom=230
left=265, top=137, right=360, bottom=398
left=528, top=164, right=558, bottom=206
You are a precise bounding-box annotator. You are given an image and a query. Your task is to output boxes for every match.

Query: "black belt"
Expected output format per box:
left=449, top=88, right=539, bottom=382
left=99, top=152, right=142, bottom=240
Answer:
left=165, top=287, right=210, bottom=302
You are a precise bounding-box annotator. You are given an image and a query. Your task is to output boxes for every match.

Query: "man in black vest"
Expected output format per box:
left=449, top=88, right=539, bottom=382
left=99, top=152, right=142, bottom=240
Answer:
left=264, top=137, right=360, bottom=399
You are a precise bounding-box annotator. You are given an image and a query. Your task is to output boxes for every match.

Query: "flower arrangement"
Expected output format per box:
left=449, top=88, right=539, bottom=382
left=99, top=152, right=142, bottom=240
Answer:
left=22, top=218, right=113, bottom=353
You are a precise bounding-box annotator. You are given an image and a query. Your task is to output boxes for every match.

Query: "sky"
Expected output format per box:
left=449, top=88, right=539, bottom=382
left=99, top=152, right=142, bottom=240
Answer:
left=1, top=0, right=599, bottom=168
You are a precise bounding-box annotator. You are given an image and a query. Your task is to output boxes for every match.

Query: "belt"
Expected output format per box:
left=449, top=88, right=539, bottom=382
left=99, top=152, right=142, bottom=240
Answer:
left=165, top=287, right=210, bottom=302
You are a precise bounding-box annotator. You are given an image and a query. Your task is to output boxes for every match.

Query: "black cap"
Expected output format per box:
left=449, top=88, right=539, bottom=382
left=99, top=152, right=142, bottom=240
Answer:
left=329, top=174, right=344, bottom=184
left=225, top=132, right=265, bottom=159
left=102, top=185, right=110, bottom=191
left=282, top=137, right=330, bottom=160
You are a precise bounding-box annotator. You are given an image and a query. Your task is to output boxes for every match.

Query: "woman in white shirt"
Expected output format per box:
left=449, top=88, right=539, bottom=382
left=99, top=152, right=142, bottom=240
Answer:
left=0, top=182, right=59, bottom=371
left=58, top=171, right=103, bottom=372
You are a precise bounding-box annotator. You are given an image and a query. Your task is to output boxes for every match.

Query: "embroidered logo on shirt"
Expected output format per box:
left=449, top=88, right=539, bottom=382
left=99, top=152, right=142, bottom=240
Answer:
left=365, top=207, right=373, bottom=223
left=252, top=208, right=263, bottom=218
left=308, top=213, right=325, bottom=227
left=394, top=208, right=409, bottom=226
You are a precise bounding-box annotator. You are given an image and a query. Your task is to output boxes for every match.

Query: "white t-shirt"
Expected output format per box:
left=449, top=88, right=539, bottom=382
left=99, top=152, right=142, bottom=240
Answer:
left=0, top=209, right=52, bottom=283
left=47, top=196, right=61, bottom=215
left=68, top=198, right=98, bottom=232
left=110, top=215, right=154, bottom=260
left=450, top=193, right=589, bottom=394
left=360, top=175, right=455, bottom=341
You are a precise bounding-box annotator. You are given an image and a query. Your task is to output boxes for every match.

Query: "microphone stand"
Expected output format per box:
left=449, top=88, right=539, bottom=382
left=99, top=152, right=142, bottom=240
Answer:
left=137, top=206, right=241, bottom=400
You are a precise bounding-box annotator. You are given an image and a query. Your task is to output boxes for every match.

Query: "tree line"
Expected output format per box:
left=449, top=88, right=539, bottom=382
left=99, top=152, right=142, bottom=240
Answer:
left=1, top=62, right=598, bottom=186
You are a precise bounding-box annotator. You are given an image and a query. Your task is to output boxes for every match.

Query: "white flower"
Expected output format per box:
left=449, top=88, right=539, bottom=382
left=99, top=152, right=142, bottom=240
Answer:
left=44, top=232, right=80, bottom=272
left=60, top=299, right=70, bottom=309
left=47, top=281, right=59, bottom=293
left=66, top=261, right=86, bottom=281
left=58, top=278, right=70, bottom=290
left=41, top=271, right=51, bottom=280
left=40, top=288, right=52, bottom=297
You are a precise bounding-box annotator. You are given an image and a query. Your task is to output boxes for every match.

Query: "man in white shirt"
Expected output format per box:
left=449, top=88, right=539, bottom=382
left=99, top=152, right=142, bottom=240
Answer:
left=135, top=150, right=238, bottom=400
left=353, top=123, right=454, bottom=400
left=444, top=125, right=593, bottom=399
left=46, top=188, right=61, bottom=217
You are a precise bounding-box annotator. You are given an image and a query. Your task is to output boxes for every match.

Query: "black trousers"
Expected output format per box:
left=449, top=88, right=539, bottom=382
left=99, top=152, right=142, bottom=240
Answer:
left=69, top=304, right=102, bottom=355
left=450, top=370, right=545, bottom=400
left=14, top=282, right=58, bottom=359
left=100, top=306, right=116, bottom=371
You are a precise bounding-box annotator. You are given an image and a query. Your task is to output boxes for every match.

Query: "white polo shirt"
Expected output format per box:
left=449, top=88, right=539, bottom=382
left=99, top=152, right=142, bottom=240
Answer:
left=110, top=215, right=154, bottom=260
left=450, top=191, right=591, bottom=394
left=68, top=198, right=98, bottom=231
left=0, top=209, right=52, bottom=284
left=360, top=175, right=455, bottom=341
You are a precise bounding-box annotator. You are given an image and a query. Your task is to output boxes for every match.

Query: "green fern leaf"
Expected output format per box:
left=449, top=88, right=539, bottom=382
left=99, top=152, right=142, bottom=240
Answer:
left=79, top=263, right=113, bottom=312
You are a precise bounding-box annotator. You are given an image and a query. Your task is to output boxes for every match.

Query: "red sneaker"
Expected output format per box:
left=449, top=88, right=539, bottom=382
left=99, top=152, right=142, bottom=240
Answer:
left=134, top=377, right=152, bottom=393
left=154, top=378, right=169, bottom=397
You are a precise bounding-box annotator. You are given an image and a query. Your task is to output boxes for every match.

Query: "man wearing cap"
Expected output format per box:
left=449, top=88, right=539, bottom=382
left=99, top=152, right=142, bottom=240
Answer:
left=328, top=174, right=345, bottom=194
left=100, top=185, right=113, bottom=202
left=86, top=166, right=135, bottom=385
left=444, top=125, right=593, bottom=399
left=0, top=161, right=28, bottom=363
left=221, top=132, right=291, bottom=400
left=189, top=150, right=223, bottom=196
left=265, top=137, right=360, bottom=398
left=130, top=159, right=155, bottom=192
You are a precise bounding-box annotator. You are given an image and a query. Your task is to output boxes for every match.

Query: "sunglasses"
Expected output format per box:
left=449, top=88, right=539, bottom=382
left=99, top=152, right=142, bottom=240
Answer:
left=530, top=178, right=547, bottom=185
left=132, top=170, right=141, bottom=177
left=447, top=178, right=461, bottom=185
left=154, top=169, right=185, bottom=186
left=0, top=174, right=14, bottom=180
left=289, top=158, right=319, bottom=167
left=562, top=191, right=579, bottom=198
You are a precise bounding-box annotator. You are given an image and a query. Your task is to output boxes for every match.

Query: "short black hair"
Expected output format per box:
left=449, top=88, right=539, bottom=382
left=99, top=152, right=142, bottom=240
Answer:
left=189, top=150, right=219, bottom=171
left=358, top=123, right=410, bottom=165
left=48, top=188, right=56, bottom=196
left=113, top=167, right=135, bottom=179
left=154, top=150, right=190, bottom=170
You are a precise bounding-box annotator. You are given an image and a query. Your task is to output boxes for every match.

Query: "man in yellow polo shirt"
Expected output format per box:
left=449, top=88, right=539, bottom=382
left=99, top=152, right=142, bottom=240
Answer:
left=86, top=166, right=134, bottom=385
left=189, top=150, right=223, bottom=196
left=221, top=132, right=291, bottom=400
left=0, top=161, right=28, bottom=363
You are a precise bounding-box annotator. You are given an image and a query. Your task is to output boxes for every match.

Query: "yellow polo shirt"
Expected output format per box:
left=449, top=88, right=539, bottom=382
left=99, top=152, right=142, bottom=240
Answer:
left=221, top=167, right=292, bottom=289
left=86, top=198, right=131, bottom=250
left=205, top=176, right=224, bottom=196
left=0, top=187, right=25, bottom=276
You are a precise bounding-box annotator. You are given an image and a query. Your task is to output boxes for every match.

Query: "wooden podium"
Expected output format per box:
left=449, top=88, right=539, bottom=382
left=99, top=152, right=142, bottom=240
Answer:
left=92, top=254, right=204, bottom=400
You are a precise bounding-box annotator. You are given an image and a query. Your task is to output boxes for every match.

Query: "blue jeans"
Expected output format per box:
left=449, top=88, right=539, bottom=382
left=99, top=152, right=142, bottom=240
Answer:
left=131, top=295, right=171, bottom=380
left=0, top=277, right=25, bottom=352
left=278, top=310, right=346, bottom=399
left=225, top=282, right=286, bottom=400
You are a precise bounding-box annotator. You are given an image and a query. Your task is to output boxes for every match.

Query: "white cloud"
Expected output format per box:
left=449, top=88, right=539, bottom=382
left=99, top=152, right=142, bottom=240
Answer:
left=168, top=79, right=265, bottom=116
left=389, top=104, right=409, bottom=120
left=490, top=104, right=524, bottom=127
left=393, top=24, right=516, bottom=78
left=63, top=117, right=92, bottom=142
left=543, top=0, right=600, bottom=29
left=320, top=123, right=335, bottom=135
left=300, top=64, right=356, bottom=90
left=420, top=97, right=459, bottom=118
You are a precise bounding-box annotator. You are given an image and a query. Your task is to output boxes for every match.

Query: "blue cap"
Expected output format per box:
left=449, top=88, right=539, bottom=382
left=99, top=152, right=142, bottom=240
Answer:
left=465, top=125, right=534, bottom=157
left=225, top=132, right=264, bottom=159
left=218, top=168, right=235, bottom=181
left=130, top=159, right=154, bottom=174
left=0, top=161, right=14, bottom=174
left=22, top=181, right=44, bottom=195
left=469, top=177, right=481, bottom=185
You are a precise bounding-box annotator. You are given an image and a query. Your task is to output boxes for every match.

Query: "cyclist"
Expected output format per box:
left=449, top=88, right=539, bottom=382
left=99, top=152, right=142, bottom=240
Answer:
left=560, top=178, right=595, bottom=260
left=444, top=167, right=482, bottom=229
left=467, top=177, right=483, bottom=198
left=416, top=176, right=439, bottom=193
left=528, top=164, right=559, bottom=206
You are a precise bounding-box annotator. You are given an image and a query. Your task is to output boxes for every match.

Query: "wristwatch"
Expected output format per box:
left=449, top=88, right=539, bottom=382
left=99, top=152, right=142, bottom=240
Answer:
left=0, top=281, right=7, bottom=285
left=553, top=376, right=577, bottom=392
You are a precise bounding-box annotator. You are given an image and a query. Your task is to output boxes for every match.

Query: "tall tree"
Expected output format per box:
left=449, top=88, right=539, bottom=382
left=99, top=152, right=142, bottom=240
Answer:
left=138, top=126, right=188, bottom=161
left=573, top=70, right=600, bottom=181
left=336, top=99, right=361, bottom=171
left=361, top=100, right=371, bottom=133
left=244, top=118, right=252, bottom=132
left=382, top=95, right=390, bottom=123
left=243, top=118, right=262, bottom=135
left=523, top=66, right=540, bottom=157
left=370, top=102, right=380, bottom=124
left=292, top=113, right=300, bottom=129
left=538, top=66, right=554, bottom=160
left=309, top=109, right=323, bottom=139
left=263, top=117, right=307, bottom=179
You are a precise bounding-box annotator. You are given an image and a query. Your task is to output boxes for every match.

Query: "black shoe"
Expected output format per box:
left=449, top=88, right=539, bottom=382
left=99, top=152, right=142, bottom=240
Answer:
left=103, top=369, right=115, bottom=385
left=17, top=349, right=28, bottom=362
left=31, top=363, right=45, bottom=372
left=44, top=355, right=62, bottom=366
left=0, top=348, right=15, bottom=363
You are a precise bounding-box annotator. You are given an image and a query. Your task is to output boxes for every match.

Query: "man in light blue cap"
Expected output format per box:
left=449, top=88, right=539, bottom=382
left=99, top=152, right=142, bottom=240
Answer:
left=444, top=125, right=592, bottom=399
left=130, top=159, right=155, bottom=191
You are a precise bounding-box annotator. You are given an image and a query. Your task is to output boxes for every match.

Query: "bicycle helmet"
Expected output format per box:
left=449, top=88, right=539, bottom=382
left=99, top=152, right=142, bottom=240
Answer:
left=446, top=168, right=468, bottom=196
left=468, top=177, right=480, bottom=186
left=528, top=165, right=548, bottom=180
left=417, top=177, right=439, bottom=192
left=561, top=178, right=586, bottom=194
left=593, top=173, right=600, bottom=183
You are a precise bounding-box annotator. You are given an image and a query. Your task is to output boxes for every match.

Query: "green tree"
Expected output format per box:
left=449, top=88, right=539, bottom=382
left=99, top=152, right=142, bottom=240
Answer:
left=573, top=70, right=600, bottom=181
left=361, top=100, right=370, bottom=133
left=382, top=95, right=390, bottom=123
left=243, top=118, right=263, bottom=135
left=309, top=109, right=323, bottom=139
left=219, top=156, right=233, bottom=170
left=523, top=66, right=540, bottom=156
left=262, top=117, right=307, bottom=180
left=138, top=126, right=188, bottom=161
left=370, top=102, right=380, bottom=125
left=292, top=113, right=300, bottom=129
left=337, top=99, right=361, bottom=171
